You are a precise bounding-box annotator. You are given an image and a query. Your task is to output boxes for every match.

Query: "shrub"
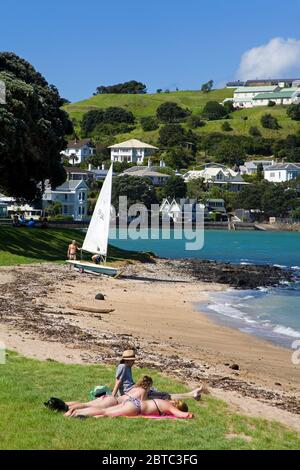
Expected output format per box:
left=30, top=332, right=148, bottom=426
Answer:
left=156, top=102, right=190, bottom=123
left=202, top=101, right=227, bottom=120
left=222, top=121, right=232, bottom=132
left=268, top=100, right=276, bottom=107
left=249, top=126, right=262, bottom=137
left=140, top=116, right=159, bottom=132
left=261, top=113, right=280, bottom=130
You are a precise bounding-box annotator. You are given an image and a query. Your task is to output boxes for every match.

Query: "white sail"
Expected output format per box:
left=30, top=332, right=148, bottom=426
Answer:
left=82, top=164, right=113, bottom=257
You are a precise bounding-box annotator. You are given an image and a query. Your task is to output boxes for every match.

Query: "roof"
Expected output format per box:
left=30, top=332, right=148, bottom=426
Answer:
left=120, top=168, right=169, bottom=178
left=67, top=139, right=95, bottom=149
left=253, top=91, right=295, bottom=100
left=47, top=180, right=88, bottom=192
left=246, top=79, right=300, bottom=85
left=108, top=139, right=158, bottom=149
left=265, top=163, right=300, bottom=171
left=235, top=86, right=278, bottom=93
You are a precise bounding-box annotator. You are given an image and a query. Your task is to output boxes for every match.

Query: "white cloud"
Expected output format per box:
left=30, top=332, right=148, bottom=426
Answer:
left=237, top=37, right=300, bottom=80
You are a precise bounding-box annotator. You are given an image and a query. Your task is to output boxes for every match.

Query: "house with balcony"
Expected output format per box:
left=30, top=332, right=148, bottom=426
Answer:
left=42, top=180, right=88, bottom=221
left=109, top=139, right=158, bottom=164
left=62, top=139, right=96, bottom=165
left=264, top=163, right=300, bottom=183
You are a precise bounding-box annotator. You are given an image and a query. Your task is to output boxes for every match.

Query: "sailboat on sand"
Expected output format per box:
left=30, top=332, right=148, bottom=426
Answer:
left=66, top=164, right=119, bottom=276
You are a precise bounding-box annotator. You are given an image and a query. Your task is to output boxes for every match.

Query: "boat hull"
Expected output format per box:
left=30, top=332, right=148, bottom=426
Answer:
left=65, top=260, right=118, bottom=277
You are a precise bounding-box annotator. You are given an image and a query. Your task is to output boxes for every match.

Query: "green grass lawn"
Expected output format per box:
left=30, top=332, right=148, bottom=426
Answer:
left=0, top=352, right=299, bottom=450
left=0, top=225, right=150, bottom=266
left=65, top=88, right=300, bottom=140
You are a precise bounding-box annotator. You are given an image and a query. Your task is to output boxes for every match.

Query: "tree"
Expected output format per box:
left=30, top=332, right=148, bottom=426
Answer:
left=256, top=162, right=264, bottom=181
left=158, top=124, right=187, bottom=147
left=202, top=101, right=227, bottom=120
left=201, top=80, right=214, bottom=92
left=81, top=107, right=135, bottom=135
left=223, top=100, right=235, bottom=114
left=0, top=52, right=73, bottom=200
left=268, top=100, right=276, bottom=107
left=214, top=140, right=245, bottom=166
left=261, top=185, right=297, bottom=217
left=186, top=114, right=205, bottom=129
left=163, top=148, right=195, bottom=169
left=249, top=126, right=262, bottom=137
left=156, top=102, right=190, bottom=123
left=95, top=80, right=147, bottom=95
left=111, top=175, right=158, bottom=212
left=287, top=103, right=300, bottom=121
left=140, top=116, right=159, bottom=132
left=161, top=175, right=187, bottom=199
left=156, top=89, right=162, bottom=94
left=221, top=121, right=232, bottom=132
left=261, top=113, right=280, bottom=130
left=187, top=178, right=207, bottom=200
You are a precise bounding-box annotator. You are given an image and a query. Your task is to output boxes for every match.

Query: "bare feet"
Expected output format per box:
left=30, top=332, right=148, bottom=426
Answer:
left=193, top=386, right=203, bottom=401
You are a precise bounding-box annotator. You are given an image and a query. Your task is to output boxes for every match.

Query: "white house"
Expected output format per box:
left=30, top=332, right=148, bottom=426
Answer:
left=264, top=163, right=300, bottom=183
left=160, top=198, right=203, bottom=223
left=183, top=165, right=249, bottom=191
left=109, top=139, right=158, bottom=164
left=253, top=89, right=300, bottom=107
left=43, top=180, right=88, bottom=221
left=119, top=163, right=170, bottom=186
left=239, top=159, right=276, bottom=175
left=62, top=139, right=96, bottom=165
left=230, top=86, right=280, bottom=108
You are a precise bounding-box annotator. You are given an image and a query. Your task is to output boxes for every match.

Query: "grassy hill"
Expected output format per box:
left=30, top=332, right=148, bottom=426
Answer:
left=65, top=89, right=300, bottom=142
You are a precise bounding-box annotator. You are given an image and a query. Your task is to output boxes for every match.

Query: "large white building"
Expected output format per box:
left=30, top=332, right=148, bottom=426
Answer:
left=232, top=86, right=279, bottom=108
left=62, top=139, right=96, bottom=165
left=264, top=163, right=300, bottom=183
left=43, top=180, right=88, bottom=221
left=109, top=139, right=158, bottom=164
left=119, top=163, right=170, bottom=186
left=253, top=89, right=300, bottom=107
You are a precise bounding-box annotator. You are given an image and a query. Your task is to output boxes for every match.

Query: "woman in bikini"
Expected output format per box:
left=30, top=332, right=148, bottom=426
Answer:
left=65, top=376, right=153, bottom=417
left=72, top=397, right=193, bottom=419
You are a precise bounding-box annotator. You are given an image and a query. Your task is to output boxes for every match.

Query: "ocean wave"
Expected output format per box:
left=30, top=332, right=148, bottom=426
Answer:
left=291, top=266, right=300, bottom=270
left=273, top=264, right=287, bottom=269
left=273, top=325, right=300, bottom=339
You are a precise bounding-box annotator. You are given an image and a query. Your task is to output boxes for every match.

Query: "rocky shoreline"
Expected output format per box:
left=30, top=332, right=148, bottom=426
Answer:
left=159, top=258, right=295, bottom=289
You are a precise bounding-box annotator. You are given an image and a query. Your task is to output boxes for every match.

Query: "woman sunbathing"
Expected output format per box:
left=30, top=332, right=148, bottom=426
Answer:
left=72, top=398, right=193, bottom=419
left=65, top=375, right=153, bottom=417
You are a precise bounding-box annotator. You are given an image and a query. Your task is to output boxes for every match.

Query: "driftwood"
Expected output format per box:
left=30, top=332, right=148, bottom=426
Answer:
left=68, top=304, right=115, bottom=314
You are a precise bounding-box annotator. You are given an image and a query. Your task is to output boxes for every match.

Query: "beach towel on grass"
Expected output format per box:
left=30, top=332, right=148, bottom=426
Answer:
left=126, top=415, right=192, bottom=420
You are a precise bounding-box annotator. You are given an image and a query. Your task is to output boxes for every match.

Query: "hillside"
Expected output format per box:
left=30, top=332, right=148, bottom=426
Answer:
left=65, top=89, right=300, bottom=142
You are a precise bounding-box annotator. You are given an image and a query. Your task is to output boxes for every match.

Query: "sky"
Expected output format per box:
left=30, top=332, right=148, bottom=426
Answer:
left=1, top=0, right=300, bottom=102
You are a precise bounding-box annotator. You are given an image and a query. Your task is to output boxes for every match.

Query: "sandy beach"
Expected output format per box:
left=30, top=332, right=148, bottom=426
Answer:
left=1, top=260, right=300, bottom=430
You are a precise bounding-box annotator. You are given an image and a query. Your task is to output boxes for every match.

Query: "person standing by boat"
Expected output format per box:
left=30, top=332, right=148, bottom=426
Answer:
left=67, top=240, right=79, bottom=260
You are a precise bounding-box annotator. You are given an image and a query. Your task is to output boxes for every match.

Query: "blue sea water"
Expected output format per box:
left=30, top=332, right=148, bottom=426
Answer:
left=110, top=229, right=300, bottom=347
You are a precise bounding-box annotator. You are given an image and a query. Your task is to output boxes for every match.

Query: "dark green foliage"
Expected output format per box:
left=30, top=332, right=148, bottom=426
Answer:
left=156, top=101, right=190, bottom=123
left=249, top=126, right=262, bottom=137
left=95, top=80, right=147, bottom=95
left=81, top=107, right=134, bottom=135
left=221, top=121, right=232, bottom=132
left=156, top=89, right=162, bottom=94
left=111, top=174, right=158, bottom=211
left=186, top=114, right=206, bottom=129
left=140, top=116, right=159, bottom=132
left=0, top=52, right=73, bottom=199
left=236, top=181, right=298, bottom=217
left=287, top=103, right=300, bottom=121
left=201, top=80, right=214, bottom=92
left=223, top=100, right=235, bottom=114
left=214, top=139, right=245, bottom=166
left=158, top=124, right=187, bottom=147
left=261, top=113, right=280, bottom=130
left=256, top=163, right=264, bottom=181
left=161, top=175, right=187, bottom=199
left=164, top=148, right=196, bottom=169
left=272, top=134, right=300, bottom=162
left=202, top=101, right=227, bottom=120
left=268, top=100, right=276, bottom=107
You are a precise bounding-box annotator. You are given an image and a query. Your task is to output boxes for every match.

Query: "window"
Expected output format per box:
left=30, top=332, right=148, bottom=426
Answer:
left=64, top=194, right=68, bottom=200
left=270, top=172, right=275, bottom=178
